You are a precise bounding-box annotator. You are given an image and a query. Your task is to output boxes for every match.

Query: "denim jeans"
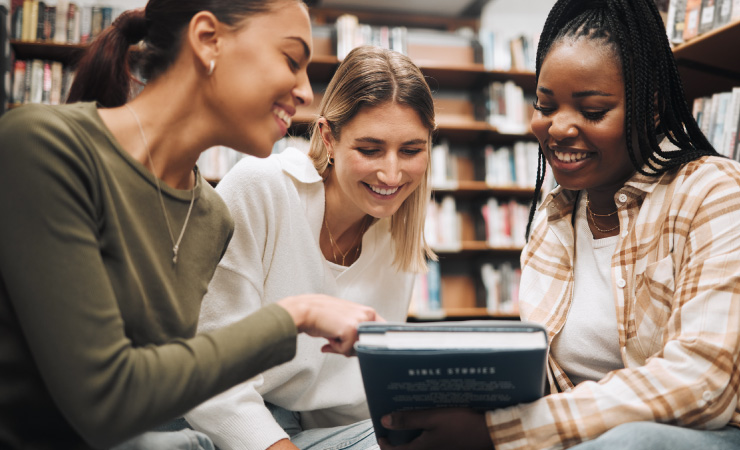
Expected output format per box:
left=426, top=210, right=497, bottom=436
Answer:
left=268, top=403, right=379, bottom=450
left=111, top=427, right=214, bottom=450
left=109, top=417, right=212, bottom=450
left=569, top=422, right=740, bottom=450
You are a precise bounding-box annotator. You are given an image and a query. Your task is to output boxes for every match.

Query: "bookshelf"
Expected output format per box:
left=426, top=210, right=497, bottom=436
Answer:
left=673, top=19, right=740, bottom=102
left=301, top=6, right=538, bottom=320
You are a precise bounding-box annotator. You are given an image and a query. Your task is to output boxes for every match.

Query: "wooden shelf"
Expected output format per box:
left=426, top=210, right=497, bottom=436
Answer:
left=290, top=113, right=535, bottom=142
left=10, top=40, right=86, bottom=64
left=408, top=307, right=520, bottom=321
left=308, top=54, right=535, bottom=91
left=432, top=181, right=534, bottom=198
left=310, top=6, right=481, bottom=30
left=432, top=241, right=523, bottom=256
left=673, top=19, right=740, bottom=101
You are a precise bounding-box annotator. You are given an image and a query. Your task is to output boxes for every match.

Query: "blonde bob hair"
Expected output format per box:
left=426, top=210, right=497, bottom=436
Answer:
left=308, top=46, right=437, bottom=273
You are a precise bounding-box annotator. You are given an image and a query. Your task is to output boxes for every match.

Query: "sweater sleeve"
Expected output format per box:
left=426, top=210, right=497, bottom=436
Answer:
left=488, top=162, right=740, bottom=450
left=186, top=156, right=291, bottom=450
left=0, top=106, right=297, bottom=449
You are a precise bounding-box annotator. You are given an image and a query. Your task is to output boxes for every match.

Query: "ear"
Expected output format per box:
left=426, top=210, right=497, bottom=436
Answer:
left=187, top=11, right=222, bottom=75
left=318, top=118, right=335, bottom=151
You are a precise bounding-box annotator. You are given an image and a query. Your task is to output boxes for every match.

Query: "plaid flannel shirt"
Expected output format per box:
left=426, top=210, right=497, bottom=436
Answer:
left=487, top=154, right=740, bottom=449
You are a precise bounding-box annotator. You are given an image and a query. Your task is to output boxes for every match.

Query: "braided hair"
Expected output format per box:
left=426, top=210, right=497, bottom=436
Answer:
left=524, top=0, right=717, bottom=240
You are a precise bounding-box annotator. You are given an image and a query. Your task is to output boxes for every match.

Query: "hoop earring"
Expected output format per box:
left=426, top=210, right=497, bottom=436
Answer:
left=327, top=152, right=334, bottom=165
left=207, top=60, right=215, bottom=76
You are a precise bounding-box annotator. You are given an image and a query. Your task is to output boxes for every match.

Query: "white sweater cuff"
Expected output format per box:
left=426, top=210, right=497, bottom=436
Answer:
left=188, top=403, right=289, bottom=450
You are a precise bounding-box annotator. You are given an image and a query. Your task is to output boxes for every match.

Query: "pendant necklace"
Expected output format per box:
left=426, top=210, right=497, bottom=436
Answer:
left=324, top=216, right=367, bottom=266
left=586, top=196, right=619, bottom=233
left=125, top=104, right=195, bottom=264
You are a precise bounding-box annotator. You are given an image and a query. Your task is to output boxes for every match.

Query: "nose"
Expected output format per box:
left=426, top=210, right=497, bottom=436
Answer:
left=294, top=70, right=314, bottom=107
left=548, top=110, right=578, bottom=141
left=377, top=153, right=403, bottom=186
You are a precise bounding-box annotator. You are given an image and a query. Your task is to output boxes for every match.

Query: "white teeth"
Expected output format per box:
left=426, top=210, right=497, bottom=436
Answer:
left=553, top=151, right=588, bottom=163
left=370, top=185, right=399, bottom=196
left=273, top=107, right=292, bottom=127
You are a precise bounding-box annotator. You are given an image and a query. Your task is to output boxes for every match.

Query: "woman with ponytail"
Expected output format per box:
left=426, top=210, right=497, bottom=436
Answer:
left=0, top=1, right=383, bottom=449
left=379, top=1, right=740, bottom=449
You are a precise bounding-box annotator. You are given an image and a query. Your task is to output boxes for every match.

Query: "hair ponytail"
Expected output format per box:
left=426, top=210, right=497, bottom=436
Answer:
left=66, top=9, right=147, bottom=107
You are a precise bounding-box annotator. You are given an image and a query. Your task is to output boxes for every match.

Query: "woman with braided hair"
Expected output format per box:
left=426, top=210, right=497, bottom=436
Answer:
left=378, top=0, right=740, bottom=449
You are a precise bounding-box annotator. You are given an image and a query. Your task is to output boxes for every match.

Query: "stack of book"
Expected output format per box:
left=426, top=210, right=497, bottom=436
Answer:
left=692, top=86, right=740, bottom=159
left=335, top=14, right=408, bottom=60
left=409, top=259, right=522, bottom=317
left=484, top=141, right=540, bottom=188
left=485, top=80, right=534, bottom=135
left=334, top=13, right=480, bottom=67
left=478, top=28, right=539, bottom=72
left=9, top=58, right=73, bottom=106
left=481, top=198, right=529, bottom=248
left=10, top=0, right=125, bottom=44
left=666, top=0, right=740, bottom=45
left=430, top=139, right=539, bottom=190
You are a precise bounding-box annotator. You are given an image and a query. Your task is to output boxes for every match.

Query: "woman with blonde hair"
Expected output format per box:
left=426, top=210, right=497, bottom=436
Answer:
left=185, top=45, right=437, bottom=450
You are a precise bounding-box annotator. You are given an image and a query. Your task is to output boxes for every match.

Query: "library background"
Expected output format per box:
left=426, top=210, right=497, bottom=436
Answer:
left=1, top=0, right=739, bottom=321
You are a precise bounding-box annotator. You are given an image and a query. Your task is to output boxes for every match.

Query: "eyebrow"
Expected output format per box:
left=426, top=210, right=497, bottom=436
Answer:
left=285, top=36, right=311, bottom=59
left=538, top=86, right=614, bottom=98
left=354, top=137, right=428, bottom=145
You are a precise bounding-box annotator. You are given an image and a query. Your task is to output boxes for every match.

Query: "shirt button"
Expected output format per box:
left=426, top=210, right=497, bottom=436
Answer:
left=703, top=391, right=713, bottom=402
left=618, top=194, right=628, bottom=203
left=616, top=278, right=626, bottom=288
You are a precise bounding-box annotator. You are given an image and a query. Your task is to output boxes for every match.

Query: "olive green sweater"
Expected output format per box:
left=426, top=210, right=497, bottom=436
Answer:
left=0, top=103, right=297, bottom=449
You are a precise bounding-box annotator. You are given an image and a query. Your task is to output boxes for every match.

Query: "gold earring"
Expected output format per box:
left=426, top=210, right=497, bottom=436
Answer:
left=207, top=60, right=215, bottom=76
left=327, top=152, right=334, bottom=165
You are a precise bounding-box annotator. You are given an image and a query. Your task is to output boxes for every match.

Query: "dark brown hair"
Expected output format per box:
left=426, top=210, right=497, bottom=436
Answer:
left=67, top=0, right=299, bottom=107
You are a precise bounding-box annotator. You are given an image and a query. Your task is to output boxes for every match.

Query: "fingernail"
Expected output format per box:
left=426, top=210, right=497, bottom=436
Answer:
left=381, top=414, right=392, bottom=427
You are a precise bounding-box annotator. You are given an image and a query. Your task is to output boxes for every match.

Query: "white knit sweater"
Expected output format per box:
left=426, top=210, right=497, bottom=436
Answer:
left=185, top=148, right=414, bottom=450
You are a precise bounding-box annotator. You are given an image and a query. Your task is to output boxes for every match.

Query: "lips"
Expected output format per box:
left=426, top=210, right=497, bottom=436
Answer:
left=369, top=185, right=400, bottom=196
left=552, top=150, right=589, bottom=162
left=272, top=106, right=292, bottom=127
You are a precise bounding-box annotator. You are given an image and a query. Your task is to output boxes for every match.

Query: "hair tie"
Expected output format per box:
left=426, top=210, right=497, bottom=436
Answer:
left=113, top=8, right=148, bottom=45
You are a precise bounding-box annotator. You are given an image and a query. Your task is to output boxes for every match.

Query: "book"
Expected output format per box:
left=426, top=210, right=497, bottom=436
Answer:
left=715, top=0, right=733, bottom=26
left=666, top=0, right=688, bottom=44
left=733, top=0, right=740, bottom=19
left=355, top=320, right=548, bottom=445
left=683, top=0, right=703, bottom=40
left=698, top=0, right=716, bottom=35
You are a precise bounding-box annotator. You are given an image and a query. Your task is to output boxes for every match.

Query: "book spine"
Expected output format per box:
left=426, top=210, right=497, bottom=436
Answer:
left=78, top=4, right=90, bottom=43
left=49, top=60, right=62, bottom=104
left=10, top=2, right=21, bottom=40
left=683, top=0, right=702, bottom=40
left=34, top=1, right=43, bottom=41
left=426, top=259, right=441, bottom=311
left=698, top=0, right=716, bottom=35
left=11, top=59, right=25, bottom=103
left=53, top=0, right=66, bottom=42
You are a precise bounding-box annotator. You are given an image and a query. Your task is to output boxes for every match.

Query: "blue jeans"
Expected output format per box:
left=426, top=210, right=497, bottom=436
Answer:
left=111, top=408, right=377, bottom=450
left=111, top=427, right=214, bottom=450
left=570, top=422, right=740, bottom=450
left=268, top=403, right=379, bottom=450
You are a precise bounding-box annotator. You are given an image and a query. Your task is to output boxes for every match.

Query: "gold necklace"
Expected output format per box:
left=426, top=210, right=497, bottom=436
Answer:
left=586, top=197, right=619, bottom=233
left=324, top=216, right=366, bottom=266
left=125, top=104, right=195, bottom=264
